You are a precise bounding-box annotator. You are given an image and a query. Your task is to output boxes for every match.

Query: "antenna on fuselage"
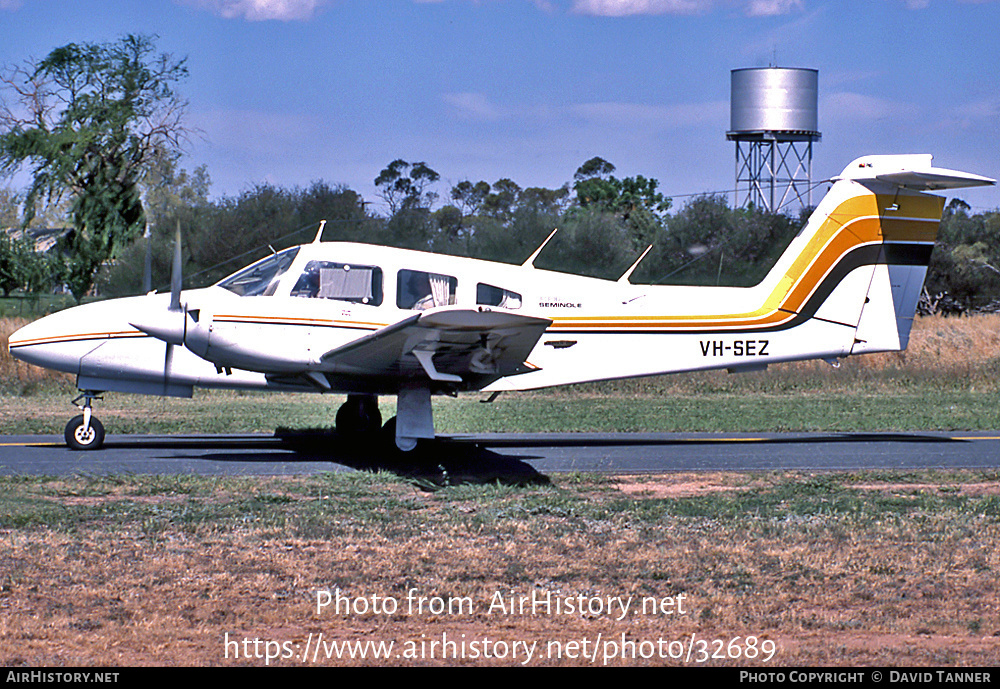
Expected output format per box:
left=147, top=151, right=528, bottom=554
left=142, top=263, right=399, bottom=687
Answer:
left=312, top=220, right=327, bottom=244
left=617, top=245, right=653, bottom=285
left=522, top=228, right=558, bottom=268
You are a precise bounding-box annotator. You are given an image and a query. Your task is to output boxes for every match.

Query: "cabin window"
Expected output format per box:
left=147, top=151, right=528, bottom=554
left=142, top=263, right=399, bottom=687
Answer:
left=477, top=283, right=522, bottom=309
left=290, top=261, right=383, bottom=305
left=397, top=269, right=457, bottom=310
left=216, top=248, right=299, bottom=297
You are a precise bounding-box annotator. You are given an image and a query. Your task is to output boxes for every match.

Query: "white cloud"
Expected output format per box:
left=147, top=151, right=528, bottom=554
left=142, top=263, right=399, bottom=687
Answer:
left=570, top=100, right=728, bottom=129
left=443, top=92, right=504, bottom=121
left=822, top=92, right=921, bottom=123
left=746, top=0, right=803, bottom=16
left=571, top=0, right=708, bottom=16
left=937, top=97, right=1000, bottom=131
left=185, top=0, right=327, bottom=21
left=193, top=108, right=326, bottom=162
left=442, top=91, right=726, bottom=131
left=900, top=0, right=1000, bottom=8
left=571, top=0, right=804, bottom=15
left=0, top=0, right=24, bottom=10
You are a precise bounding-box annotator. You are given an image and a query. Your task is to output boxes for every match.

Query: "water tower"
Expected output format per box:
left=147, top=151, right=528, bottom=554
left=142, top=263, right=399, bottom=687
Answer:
left=727, top=67, right=820, bottom=212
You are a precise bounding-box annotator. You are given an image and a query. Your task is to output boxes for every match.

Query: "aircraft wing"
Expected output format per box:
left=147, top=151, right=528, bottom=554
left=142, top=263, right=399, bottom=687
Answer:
left=315, top=307, right=552, bottom=389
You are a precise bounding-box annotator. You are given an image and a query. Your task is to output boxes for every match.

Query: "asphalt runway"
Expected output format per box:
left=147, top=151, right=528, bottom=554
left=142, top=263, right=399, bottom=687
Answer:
left=2, top=430, right=1000, bottom=481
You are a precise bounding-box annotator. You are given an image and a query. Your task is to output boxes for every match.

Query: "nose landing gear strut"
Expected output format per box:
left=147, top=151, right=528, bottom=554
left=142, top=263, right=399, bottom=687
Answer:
left=65, top=391, right=105, bottom=451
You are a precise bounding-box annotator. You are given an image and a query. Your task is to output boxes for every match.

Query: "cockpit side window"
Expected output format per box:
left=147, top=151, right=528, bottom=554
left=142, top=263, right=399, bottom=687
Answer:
left=216, top=248, right=299, bottom=297
left=397, top=269, right=457, bottom=310
left=477, top=283, right=522, bottom=309
left=291, top=261, right=383, bottom=305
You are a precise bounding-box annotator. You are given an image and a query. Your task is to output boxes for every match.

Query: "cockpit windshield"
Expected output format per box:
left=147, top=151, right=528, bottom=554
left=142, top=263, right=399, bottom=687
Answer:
left=216, top=248, right=299, bottom=296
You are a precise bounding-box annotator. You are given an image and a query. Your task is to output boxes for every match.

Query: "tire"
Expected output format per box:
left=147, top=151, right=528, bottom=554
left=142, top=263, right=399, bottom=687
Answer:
left=335, top=395, right=382, bottom=437
left=65, top=415, right=105, bottom=451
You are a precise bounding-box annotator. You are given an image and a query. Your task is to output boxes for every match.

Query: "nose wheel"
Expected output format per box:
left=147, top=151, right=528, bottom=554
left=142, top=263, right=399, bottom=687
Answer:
left=65, top=392, right=105, bottom=451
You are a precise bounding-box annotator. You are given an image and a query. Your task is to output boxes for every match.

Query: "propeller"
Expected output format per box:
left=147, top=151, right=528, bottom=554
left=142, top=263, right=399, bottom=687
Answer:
left=169, top=222, right=183, bottom=312
left=129, top=223, right=189, bottom=346
left=164, top=224, right=183, bottom=379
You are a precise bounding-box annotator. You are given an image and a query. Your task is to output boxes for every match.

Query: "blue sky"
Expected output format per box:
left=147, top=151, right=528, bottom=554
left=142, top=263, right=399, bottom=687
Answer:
left=2, top=0, right=999, bottom=213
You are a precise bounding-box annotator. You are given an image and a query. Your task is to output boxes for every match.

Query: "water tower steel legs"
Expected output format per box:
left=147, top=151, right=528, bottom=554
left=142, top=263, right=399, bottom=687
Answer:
left=734, top=138, right=814, bottom=213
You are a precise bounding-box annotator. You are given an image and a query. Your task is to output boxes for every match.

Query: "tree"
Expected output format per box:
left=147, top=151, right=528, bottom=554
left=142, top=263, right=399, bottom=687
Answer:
left=450, top=180, right=490, bottom=216
left=374, top=159, right=440, bottom=214
left=0, top=187, right=19, bottom=228
left=0, top=231, right=26, bottom=295
left=0, top=34, right=190, bottom=300
left=574, top=156, right=616, bottom=181
left=482, top=178, right=522, bottom=221
left=97, top=155, right=211, bottom=296
left=572, top=158, right=671, bottom=222
left=568, top=158, right=672, bottom=272
left=649, top=195, right=802, bottom=287
left=0, top=230, right=60, bottom=296
left=928, top=204, right=1000, bottom=308
left=572, top=157, right=619, bottom=210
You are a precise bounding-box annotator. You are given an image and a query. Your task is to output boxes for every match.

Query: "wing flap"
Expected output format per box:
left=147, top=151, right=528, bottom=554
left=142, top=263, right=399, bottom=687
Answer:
left=317, top=307, right=551, bottom=389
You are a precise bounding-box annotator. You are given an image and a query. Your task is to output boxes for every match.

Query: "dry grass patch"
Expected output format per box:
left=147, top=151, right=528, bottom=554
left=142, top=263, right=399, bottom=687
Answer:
left=2, top=471, right=999, bottom=667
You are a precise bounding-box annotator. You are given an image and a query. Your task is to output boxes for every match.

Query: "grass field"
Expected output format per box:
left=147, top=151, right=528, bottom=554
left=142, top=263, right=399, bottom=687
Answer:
left=2, top=470, right=999, bottom=666
left=1, top=314, right=999, bottom=667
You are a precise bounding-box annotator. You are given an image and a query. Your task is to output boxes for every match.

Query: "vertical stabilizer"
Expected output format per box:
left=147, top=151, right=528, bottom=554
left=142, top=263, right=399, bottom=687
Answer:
left=748, top=155, right=994, bottom=358
left=831, top=155, right=993, bottom=354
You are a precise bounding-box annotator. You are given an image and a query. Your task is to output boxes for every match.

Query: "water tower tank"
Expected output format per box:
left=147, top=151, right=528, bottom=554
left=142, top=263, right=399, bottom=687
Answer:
left=727, top=67, right=821, bottom=212
left=729, top=67, right=819, bottom=137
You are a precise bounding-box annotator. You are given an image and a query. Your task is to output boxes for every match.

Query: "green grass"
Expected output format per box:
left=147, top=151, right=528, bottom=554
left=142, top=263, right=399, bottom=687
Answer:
left=435, top=390, right=1000, bottom=433
left=3, top=384, right=1000, bottom=437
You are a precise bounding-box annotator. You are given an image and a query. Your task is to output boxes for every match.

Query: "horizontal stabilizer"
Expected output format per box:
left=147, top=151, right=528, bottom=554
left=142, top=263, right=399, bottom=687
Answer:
left=835, top=155, right=996, bottom=190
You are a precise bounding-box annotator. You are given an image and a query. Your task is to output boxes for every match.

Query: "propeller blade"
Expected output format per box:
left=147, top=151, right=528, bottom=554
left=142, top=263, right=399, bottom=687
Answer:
left=164, top=342, right=174, bottom=381
left=169, top=222, right=182, bottom=312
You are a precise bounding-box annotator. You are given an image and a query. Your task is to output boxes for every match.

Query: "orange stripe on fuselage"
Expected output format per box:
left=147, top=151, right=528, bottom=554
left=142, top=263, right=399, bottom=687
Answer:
left=8, top=330, right=147, bottom=348
left=213, top=314, right=385, bottom=330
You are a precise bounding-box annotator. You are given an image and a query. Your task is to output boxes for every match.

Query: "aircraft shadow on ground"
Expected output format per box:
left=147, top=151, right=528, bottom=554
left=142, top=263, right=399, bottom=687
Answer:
left=162, top=428, right=552, bottom=487
left=111, top=429, right=967, bottom=485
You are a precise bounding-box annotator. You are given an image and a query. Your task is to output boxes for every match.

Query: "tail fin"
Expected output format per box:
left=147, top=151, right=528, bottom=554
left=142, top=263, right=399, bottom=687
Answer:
left=762, top=155, right=993, bottom=356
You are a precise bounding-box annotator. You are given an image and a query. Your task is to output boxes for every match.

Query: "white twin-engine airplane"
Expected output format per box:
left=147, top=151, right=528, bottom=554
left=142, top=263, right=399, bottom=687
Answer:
left=7, top=155, right=995, bottom=451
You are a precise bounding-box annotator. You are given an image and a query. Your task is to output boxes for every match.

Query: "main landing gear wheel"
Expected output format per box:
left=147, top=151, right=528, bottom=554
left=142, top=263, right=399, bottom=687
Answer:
left=335, top=394, right=382, bottom=438
left=65, top=414, right=105, bottom=451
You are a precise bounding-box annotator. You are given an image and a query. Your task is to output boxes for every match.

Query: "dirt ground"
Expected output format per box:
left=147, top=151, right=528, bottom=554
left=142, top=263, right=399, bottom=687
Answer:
left=2, top=473, right=999, bottom=667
